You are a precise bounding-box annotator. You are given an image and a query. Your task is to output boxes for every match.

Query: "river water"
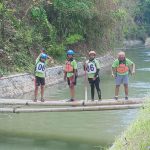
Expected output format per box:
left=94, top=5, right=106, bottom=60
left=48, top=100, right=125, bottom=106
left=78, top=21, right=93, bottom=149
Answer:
left=0, top=47, right=150, bottom=150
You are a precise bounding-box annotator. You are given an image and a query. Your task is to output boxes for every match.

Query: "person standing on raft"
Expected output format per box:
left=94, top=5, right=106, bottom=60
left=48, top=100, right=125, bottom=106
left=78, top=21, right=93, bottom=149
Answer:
left=112, top=51, right=135, bottom=100
left=64, top=50, right=78, bottom=102
left=84, top=51, right=102, bottom=101
left=34, top=53, right=49, bottom=102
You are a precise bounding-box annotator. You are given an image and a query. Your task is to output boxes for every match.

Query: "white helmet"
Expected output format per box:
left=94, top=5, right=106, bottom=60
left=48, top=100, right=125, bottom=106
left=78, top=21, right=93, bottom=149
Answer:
left=89, top=51, right=96, bottom=55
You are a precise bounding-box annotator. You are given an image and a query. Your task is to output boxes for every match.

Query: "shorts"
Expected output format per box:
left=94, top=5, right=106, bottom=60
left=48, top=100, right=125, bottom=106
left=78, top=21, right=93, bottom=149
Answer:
left=115, top=74, right=128, bottom=85
left=35, top=76, right=45, bottom=86
left=67, top=76, right=77, bottom=86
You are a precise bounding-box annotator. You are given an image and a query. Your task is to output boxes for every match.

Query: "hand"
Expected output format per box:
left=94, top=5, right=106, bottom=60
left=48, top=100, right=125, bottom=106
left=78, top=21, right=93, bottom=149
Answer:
left=112, top=73, right=115, bottom=78
left=131, top=70, right=135, bottom=75
left=93, top=77, right=96, bottom=81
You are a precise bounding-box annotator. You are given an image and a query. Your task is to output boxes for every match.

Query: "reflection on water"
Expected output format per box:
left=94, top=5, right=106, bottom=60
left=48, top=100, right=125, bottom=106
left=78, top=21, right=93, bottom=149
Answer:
left=136, top=68, right=150, bottom=71
left=130, top=82, right=150, bottom=89
left=0, top=46, right=150, bottom=150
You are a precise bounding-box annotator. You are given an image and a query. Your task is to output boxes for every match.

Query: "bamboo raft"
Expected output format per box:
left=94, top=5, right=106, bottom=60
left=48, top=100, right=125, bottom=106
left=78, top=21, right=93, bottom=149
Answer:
left=0, top=98, right=145, bottom=113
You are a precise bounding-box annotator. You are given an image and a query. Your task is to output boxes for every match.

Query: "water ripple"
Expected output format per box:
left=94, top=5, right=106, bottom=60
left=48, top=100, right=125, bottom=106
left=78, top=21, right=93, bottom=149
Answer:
left=136, top=68, right=150, bottom=71
left=130, top=82, right=150, bottom=89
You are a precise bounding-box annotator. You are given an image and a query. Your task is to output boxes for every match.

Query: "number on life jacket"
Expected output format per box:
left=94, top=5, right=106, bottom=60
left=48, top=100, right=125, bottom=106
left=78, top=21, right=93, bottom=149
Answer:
left=36, top=62, right=46, bottom=73
left=64, top=61, right=74, bottom=73
left=116, top=62, right=129, bottom=74
left=87, top=62, right=97, bottom=74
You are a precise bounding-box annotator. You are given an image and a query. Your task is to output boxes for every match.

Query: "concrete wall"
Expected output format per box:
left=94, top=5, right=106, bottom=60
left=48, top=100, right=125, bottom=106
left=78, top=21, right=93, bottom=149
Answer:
left=0, top=53, right=114, bottom=98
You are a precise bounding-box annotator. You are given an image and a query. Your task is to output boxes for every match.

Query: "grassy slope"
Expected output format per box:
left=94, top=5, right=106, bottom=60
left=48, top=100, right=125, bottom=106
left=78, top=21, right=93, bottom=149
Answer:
left=109, top=100, right=150, bottom=150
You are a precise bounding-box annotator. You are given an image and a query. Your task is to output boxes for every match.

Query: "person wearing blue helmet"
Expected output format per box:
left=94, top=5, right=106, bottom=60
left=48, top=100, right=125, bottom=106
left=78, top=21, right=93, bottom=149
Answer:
left=64, top=49, right=78, bottom=102
left=34, top=53, right=50, bottom=102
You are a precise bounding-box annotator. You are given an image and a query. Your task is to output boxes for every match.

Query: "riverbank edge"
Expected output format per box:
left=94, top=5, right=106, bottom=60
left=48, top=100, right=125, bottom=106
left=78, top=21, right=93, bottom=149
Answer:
left=0, top=52, right=114, bottom=98
left=108, top=100, right=150, bottom=150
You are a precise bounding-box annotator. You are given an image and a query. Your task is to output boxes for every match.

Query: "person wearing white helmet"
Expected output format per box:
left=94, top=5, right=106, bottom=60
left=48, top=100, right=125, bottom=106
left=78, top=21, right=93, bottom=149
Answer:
left=84, top=50, right=101, bottom=101
left=112, top=51, right=135, bottom=100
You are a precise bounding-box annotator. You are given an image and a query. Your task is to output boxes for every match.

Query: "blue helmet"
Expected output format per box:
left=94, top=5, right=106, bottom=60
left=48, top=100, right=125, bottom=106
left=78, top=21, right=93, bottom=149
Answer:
left=40, top=53, right=47, bottom=59
left=67, top=50, right=75, bottom=55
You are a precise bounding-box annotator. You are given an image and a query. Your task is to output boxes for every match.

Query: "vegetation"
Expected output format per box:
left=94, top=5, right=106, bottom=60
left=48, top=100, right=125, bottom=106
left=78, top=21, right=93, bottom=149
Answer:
left=108, top=100, right=150, bottom=150
left=0, top=0, right=147, bottom=75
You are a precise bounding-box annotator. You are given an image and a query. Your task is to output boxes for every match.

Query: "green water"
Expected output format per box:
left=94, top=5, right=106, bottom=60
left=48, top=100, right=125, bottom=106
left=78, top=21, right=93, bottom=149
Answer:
left=0, top=47, right=150, bottom=150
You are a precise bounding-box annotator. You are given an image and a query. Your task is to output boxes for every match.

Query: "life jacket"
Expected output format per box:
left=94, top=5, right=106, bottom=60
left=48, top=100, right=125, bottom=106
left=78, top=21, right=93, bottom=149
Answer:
left=64, top=60, right=74, bottom=73
left=116, top=59, right=129, bottom=74
left=86, top=60, right=97, bottom=74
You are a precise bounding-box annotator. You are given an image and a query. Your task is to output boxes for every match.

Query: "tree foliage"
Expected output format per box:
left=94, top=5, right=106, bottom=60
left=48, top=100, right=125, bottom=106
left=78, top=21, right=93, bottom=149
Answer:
left=0, top=0, right=143, bottom=75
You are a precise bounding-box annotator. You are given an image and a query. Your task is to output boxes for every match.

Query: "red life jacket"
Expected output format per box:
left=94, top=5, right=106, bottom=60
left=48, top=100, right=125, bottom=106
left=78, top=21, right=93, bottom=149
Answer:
left=64, top=61, right=74, bottom=73
left=116, top=59, right=129, bottom=74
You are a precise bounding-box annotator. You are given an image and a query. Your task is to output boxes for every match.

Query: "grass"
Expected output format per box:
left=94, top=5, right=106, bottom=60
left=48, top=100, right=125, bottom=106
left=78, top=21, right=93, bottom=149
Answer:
left=108, top=99, right=150, bottom=150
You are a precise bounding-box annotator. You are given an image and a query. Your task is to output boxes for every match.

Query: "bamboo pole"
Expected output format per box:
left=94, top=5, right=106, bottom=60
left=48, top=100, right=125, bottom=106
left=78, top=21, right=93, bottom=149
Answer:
left=0, top=104, right=142, bottom=113
left=0, top=98, right=144, bottom=107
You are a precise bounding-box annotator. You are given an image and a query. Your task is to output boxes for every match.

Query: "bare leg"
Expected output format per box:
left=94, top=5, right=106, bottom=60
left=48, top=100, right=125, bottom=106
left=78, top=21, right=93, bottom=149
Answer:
left=41, top=85, right=45, bottom=102
left=34, top=86, right=38, bottom=102
left=70, top=85, right=75, bottom=99
left=115, top=85, right=120, bottom=97
left=124, top=84, right=128, bottom=96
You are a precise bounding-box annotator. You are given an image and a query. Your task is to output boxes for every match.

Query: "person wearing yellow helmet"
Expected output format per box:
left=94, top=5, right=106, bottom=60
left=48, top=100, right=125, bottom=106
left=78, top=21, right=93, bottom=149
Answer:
left=84, top=50, right=101, bottom=101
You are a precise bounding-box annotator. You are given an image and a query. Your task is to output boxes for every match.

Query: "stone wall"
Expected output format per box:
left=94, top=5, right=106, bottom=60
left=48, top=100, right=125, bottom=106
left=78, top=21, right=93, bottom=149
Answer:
left=145, top=37, right=150, bottom=47
left=0, top=53, right=114, bottom=98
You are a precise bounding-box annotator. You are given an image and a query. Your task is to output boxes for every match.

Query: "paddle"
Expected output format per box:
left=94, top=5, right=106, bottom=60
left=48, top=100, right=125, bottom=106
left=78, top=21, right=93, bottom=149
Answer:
left=82, top=57, right=88, bottom=102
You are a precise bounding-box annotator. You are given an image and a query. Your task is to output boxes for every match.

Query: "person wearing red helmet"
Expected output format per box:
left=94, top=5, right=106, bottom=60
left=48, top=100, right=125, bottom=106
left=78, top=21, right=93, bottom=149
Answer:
left=64, top=50, right=78, bottom=102
left=84, top=51, right=101, bottom=101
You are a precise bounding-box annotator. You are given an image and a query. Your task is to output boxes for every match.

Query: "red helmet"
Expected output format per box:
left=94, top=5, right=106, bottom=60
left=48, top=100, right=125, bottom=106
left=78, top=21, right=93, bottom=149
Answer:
left=89, top=51, right=96, bottom=55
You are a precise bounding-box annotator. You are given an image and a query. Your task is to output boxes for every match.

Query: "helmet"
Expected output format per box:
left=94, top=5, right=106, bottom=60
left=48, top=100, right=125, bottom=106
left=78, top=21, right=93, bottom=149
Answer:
left=40, top=53, right=47, bottom=59
left=67, top=50, right=75, bottom=55
left=89, top=51, right=96, bottom=55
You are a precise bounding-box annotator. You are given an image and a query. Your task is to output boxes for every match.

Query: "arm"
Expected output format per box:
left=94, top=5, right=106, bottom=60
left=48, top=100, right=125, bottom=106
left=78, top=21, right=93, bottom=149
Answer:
left=131, top=63, right=135, bottom=75
left=47, top=55, right=53, bottom=61
left=94, top=69, right=99, bottom=78
left=64, top=70, right=67, bottom=81
left=94, top=60, right=100, bottom=79
left=112, top=67, right=116, bottom=78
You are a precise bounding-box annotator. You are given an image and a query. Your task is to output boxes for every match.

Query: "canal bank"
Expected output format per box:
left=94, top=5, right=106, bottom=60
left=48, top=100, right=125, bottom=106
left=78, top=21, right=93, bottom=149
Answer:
left=0, top=52, right=113, bottom=98
left=108, top=100, right=150, bottom=150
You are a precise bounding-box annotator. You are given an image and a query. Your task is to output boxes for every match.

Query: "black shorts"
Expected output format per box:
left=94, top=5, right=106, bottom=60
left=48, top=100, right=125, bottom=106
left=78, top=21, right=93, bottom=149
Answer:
left=67, top=76, right=77, bottom=86
left=35, top=76, right=45, bottom=86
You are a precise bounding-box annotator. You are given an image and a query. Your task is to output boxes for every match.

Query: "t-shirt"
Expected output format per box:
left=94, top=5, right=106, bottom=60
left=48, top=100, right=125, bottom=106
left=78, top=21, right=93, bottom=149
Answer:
left=112, top=58, right=134, bottom=75
left=86, top=59, right=100, bottom=78
left=35, top=57, right=48, bottom=78
left=64, top=60, right=77, bottom=78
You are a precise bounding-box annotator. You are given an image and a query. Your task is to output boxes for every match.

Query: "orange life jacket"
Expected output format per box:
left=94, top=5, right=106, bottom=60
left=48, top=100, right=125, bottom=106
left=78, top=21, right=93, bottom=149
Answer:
left=64, top=61, right=74, bottom=73
left=116, top=60, right=129, bottom=74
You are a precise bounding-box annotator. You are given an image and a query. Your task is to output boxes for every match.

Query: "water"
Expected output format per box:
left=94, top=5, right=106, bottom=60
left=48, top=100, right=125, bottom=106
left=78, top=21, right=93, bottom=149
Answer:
left=0, top=47, right=150, bottom=150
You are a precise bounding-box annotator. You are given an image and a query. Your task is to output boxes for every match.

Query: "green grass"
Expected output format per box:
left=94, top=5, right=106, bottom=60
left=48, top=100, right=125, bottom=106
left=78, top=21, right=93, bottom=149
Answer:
left=108, top=99, right=150, bottom=150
